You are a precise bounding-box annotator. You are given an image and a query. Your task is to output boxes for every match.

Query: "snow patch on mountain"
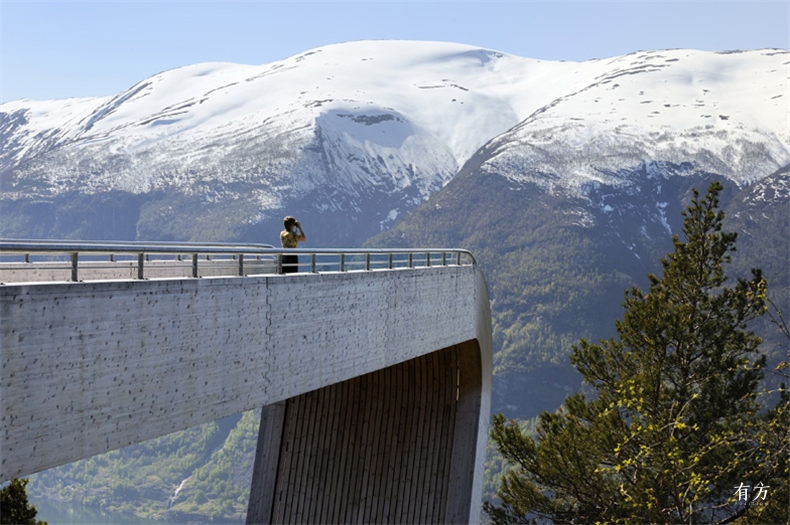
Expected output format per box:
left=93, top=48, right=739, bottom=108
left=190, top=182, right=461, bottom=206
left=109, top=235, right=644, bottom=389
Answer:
left=482, top=49, right=790, bottom=192
left=2, top=41, right=552, bottom=212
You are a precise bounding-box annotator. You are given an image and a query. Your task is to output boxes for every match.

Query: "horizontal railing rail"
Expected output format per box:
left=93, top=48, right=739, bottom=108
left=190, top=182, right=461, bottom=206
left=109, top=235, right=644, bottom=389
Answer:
left=0, top=240, right=476, bottom=284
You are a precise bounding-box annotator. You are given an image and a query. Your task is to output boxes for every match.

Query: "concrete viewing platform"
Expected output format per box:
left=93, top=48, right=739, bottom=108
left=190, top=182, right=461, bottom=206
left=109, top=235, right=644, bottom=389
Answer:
left=0, top=241, right=492, bottom=523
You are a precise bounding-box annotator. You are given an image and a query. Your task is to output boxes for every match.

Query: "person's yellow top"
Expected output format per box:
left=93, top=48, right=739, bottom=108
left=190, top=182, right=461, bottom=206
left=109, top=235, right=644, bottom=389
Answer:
left=280, top=230, right=299, bottom=248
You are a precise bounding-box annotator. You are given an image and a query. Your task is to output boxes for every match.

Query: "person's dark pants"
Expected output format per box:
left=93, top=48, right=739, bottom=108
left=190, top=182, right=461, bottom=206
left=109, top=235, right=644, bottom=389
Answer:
left=282, top=254, right=298, bottom=274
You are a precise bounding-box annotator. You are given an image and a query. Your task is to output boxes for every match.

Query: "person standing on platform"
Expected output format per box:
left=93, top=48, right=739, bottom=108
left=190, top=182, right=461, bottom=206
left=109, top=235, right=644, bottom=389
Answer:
left=280, top=216, right=306, bottom=273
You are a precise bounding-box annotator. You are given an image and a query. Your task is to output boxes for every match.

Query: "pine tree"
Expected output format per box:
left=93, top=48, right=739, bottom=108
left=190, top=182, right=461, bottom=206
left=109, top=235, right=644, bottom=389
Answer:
left=0, top=478, right=47, bottom=525
left=485, top=182, right=788, bottom=523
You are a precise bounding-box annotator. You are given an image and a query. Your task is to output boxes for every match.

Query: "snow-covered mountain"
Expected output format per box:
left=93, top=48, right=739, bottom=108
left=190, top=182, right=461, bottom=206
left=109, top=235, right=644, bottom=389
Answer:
left=1, top=41, right=788, bottom=246
left=477, top=49, right=789, bottom=192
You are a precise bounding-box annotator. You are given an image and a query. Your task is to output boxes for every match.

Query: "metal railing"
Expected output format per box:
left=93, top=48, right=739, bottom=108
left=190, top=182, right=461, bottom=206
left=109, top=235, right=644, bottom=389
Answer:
left=0, top=240, right=476, bottom=284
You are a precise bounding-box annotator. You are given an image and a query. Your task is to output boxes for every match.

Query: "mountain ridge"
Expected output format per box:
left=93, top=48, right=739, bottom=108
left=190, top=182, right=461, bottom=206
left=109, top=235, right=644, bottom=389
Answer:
left=2, top=42, right=787, bottom=245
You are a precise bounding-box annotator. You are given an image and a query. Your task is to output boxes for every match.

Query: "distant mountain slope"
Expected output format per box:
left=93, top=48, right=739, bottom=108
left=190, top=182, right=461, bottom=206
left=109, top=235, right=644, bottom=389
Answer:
left=368, top=161, right=788, bottom=417
left=364, top=47, right=788, bottom=415
left=481, top=49, right=789, bottom=191
left=1, top=41, right=543, bottom=244
left=365, top=46, right=789, bottom=417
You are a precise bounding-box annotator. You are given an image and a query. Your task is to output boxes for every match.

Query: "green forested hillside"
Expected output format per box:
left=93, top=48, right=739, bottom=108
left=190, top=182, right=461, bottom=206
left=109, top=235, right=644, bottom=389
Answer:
left=368, top=171, right=626, bottom=415
left=28, top=411, right=259, bottom=522
left=724, top=168, right=790, bottom=389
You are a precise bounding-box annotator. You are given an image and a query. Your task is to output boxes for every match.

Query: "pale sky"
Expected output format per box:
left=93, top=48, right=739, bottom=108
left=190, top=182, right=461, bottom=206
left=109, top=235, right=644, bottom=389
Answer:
left=1, top=0, right=788, bottom=103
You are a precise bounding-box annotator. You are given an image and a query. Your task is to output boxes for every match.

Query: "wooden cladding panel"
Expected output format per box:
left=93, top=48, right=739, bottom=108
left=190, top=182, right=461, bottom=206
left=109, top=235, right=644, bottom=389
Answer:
left=269, top=346, right=460, bottom=524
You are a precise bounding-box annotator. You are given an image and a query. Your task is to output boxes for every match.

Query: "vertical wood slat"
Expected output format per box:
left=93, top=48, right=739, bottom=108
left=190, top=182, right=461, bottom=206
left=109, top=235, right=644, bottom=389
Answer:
left=321, top=376, right=340, bottom=522
left=320, top=382, right=337, bottom=522
left=347, top=376, right=362, bottom=522
left=438, top=346, right=459, bottom=519
left=297, top=393, right=312, bottom=522
left=437, top=347, right=452, bottom=521
left=284, top=395, right=302, bottom=524
left=437, top=346, right=455, bottom=515
left=381, top=358, right=400, bottom=520
left=401, top=356, right=413, bottom=517
left=426, top=349, right=442, bottom=522
left=421, top=350, right=439, bottom=523
left=435, top=347, right=452, bottom=521
left=269, top=346, right=464, bottom=523
left=318, top=378, right=337, bottom=520
left=287, top=395, right=302, bottom=524
left=408, top=353, right=426, bottom=524
left=374, top=359, right=394, bottom=524
left=306, top=387, right=323, bottom=520
left=271, top=397, right=294, bottom=524
left=368, top=361, right=386, bottom=521
left=360, top=371, right=374, bottom=520
left=302, top=388, right=320, bottom=521
left=417, top=354, right=432, bottom=522
left=395, top=361, right=412, bottom=523
left=336, top=377, right=354, bottom=521
left=432, top=346, right=451, bottom=522
left=337, top=377, right=355, bottom=522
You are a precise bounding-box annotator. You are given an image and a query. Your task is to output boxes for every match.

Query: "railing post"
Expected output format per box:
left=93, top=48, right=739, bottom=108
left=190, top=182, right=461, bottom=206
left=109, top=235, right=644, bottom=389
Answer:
left=192, top=254, right=199, bottom=278
left=340, top=253, right=346, bottom=272
left=276, top=253, right=283, bottom=275
left=311, top=253, right=316, bottom=273
left=365, top=253, right=371, bottom=271
left=70, top=252, right=78, bottom=282
left=388, top=253, right=394, bottom=269
left=137, top=253, right=145, bottom=280
left=238, top=253, right=244, bottom=276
